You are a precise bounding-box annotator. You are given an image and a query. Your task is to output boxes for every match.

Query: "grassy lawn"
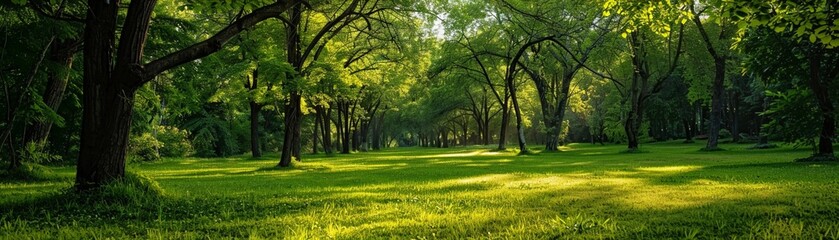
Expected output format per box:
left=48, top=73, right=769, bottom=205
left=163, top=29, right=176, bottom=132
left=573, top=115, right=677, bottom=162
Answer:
left=2, top=141, right=839, bottom=239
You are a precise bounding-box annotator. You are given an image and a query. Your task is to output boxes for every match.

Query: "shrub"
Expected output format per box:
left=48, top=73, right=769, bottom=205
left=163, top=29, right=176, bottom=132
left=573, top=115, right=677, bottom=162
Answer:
left=98, top=172, right=165, bottom=205
left=154, top=126, right=194, bottom=157
left=19, top=141, right=61, bottom=164
left=0, top=163, right=54, bottom=181
left=128, top=133, right=162, bottom=162
left=718, top=129, right=732, bottom=139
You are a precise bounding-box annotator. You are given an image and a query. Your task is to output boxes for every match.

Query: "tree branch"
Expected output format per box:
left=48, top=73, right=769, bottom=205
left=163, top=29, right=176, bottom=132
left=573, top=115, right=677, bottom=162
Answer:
left=142, top=1, right=297, bottom=82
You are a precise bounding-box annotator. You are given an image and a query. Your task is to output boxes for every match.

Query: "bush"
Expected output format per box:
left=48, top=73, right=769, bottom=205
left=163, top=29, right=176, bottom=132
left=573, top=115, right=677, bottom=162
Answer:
left=98, top=172, right=165, bottom=205
left=0, top=163, right=54, bottom=181
left=19, top=141, right=61, bottom=164
left=154, top=126, right=194, bottom=157
left=128, top=133, right=162, bottom=162
left=719, top=129, right=732, bottom=139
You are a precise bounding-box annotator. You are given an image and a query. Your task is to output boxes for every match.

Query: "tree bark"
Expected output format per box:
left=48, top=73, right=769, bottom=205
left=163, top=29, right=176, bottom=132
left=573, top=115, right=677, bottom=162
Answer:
left=497, top=103, right=509, bottom=150
left=247, top=69, right=262, bottom=158
left=690, top=7, right=726, bottom=151
left=705, top=58, right=725, bottom=150
left=279, top=3, right=303, bottom=166
left=312, top=108, right=319, bottom=154
left=807, top=48, right=835, bottom=157
left=319, top=106, right=333, bottom=154
left=75, top=0, right=133, bottom=189
left=23, top=40, right=79, bottom=147
left=279, top=93, right=302, bottom=166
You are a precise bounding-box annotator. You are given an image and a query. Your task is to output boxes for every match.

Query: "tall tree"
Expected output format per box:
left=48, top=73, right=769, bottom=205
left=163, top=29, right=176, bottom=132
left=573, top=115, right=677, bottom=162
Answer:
left=67, top=0, right=296, bottom=189
left=688, top=1, right=734, bottom=151
left=731, top=0, right=839, bottom=159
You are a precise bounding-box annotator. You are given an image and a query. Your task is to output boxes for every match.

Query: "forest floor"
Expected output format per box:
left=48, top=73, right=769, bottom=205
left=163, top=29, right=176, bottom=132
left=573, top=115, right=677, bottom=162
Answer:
left=2, top=141, right=839, bottom=239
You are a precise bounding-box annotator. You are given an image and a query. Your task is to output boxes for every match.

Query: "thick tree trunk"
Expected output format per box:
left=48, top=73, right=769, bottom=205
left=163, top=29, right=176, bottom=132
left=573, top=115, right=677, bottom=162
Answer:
left=807, top=49, right=835, bottom=157
left=705, top=59, right=725, bottom=150
left=75, top=0, right=296, bottom=180
left=279, top=3, right=302, bottom=166
left=279, top=93, right=302, bottom=166
left=75, top=0, right=147, bottom=190
left=441, top=129, right=449, bottom=148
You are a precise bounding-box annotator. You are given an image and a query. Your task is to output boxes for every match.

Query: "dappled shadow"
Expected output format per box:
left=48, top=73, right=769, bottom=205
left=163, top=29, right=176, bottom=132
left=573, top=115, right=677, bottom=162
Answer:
left=4, top=142, right=839, bottom=238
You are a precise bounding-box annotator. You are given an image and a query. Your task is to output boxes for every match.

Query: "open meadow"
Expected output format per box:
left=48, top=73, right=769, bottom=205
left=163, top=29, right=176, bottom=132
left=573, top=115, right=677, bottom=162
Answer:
left=2, top=142, right=838, bottom=239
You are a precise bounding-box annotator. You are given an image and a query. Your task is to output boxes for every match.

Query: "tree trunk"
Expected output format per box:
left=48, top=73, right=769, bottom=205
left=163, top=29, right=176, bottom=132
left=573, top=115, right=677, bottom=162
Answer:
left=76, top=86, right=138, bottom=189
left=441, top=129, right=449, bottom=148
left=312, top=108, right=319, bottom=154
left=807, top=48, right=835, bottom=157
left=76, top=0, right=150, bottom=190
left=320, top=106, right=333, bottom=154
left=683, top=119, right=694, bottom=142
left=279, top=3, right=302, bottom=166
left=705, top=58, right=725, bottom=150
left=23, top=40, right=79, bottom=147
left=509, top=82, right=527, bottom=153
left=371, top=111, right=384, bottom=150
left=248, top=69, right=262, bottom=158
left=731, top=90, right=740, bottom=143
left=497, top=102, right=509, bottom=150
left=75, top=0, right=295, bottom=180
left=337, top=100, right=351, bottom=154
left=625, top=113, right=640, bottom=150
left=3, top=36, right=55, bottom=171
left=250, top=101, right=262, bottom=157
left=280, top=93, right=302, bottom=166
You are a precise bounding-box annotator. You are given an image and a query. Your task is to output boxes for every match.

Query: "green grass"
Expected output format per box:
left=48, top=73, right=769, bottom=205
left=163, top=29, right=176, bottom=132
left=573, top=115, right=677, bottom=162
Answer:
left=2, top=141, right=839, bottom=239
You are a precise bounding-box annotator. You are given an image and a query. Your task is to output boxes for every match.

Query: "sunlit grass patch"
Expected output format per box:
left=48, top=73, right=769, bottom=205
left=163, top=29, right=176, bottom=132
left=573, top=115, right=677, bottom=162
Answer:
left=2, top=142, right=838, bottom=238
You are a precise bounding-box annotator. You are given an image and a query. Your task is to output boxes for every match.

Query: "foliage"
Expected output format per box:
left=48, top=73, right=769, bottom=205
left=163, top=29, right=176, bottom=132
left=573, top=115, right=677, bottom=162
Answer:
left=154, top=126, right=194, bottom=158
left=727, top=0, right=839, bottom=48
left=98, top=172, right=165, bottom=205
left=184, top=107, right=241, bottom=157
left=718, top=128, right=732, bottom=139
left=762, top=89, right=821, bottom=149
left=18, top=141, right=61, bottom=164
left=128, top=133, right=163, bottom=162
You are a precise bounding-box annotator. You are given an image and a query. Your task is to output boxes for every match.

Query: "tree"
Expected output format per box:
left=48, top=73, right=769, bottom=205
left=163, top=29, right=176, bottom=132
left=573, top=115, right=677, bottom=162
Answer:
left=61, top=0, right=297, bottom=189
left=276, top=0, right=410, bottom=166
left=730, top=0, right=839, bottom=159
left=601, top=0, right=690, bottom=151
left=688, top=1, right=735, bottom=151
left=497, top=0, right=617, bottom=151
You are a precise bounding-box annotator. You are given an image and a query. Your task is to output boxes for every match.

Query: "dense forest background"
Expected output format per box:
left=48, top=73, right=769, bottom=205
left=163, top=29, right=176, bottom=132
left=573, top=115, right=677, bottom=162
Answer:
left=1, top=0, right=837, bottom=188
